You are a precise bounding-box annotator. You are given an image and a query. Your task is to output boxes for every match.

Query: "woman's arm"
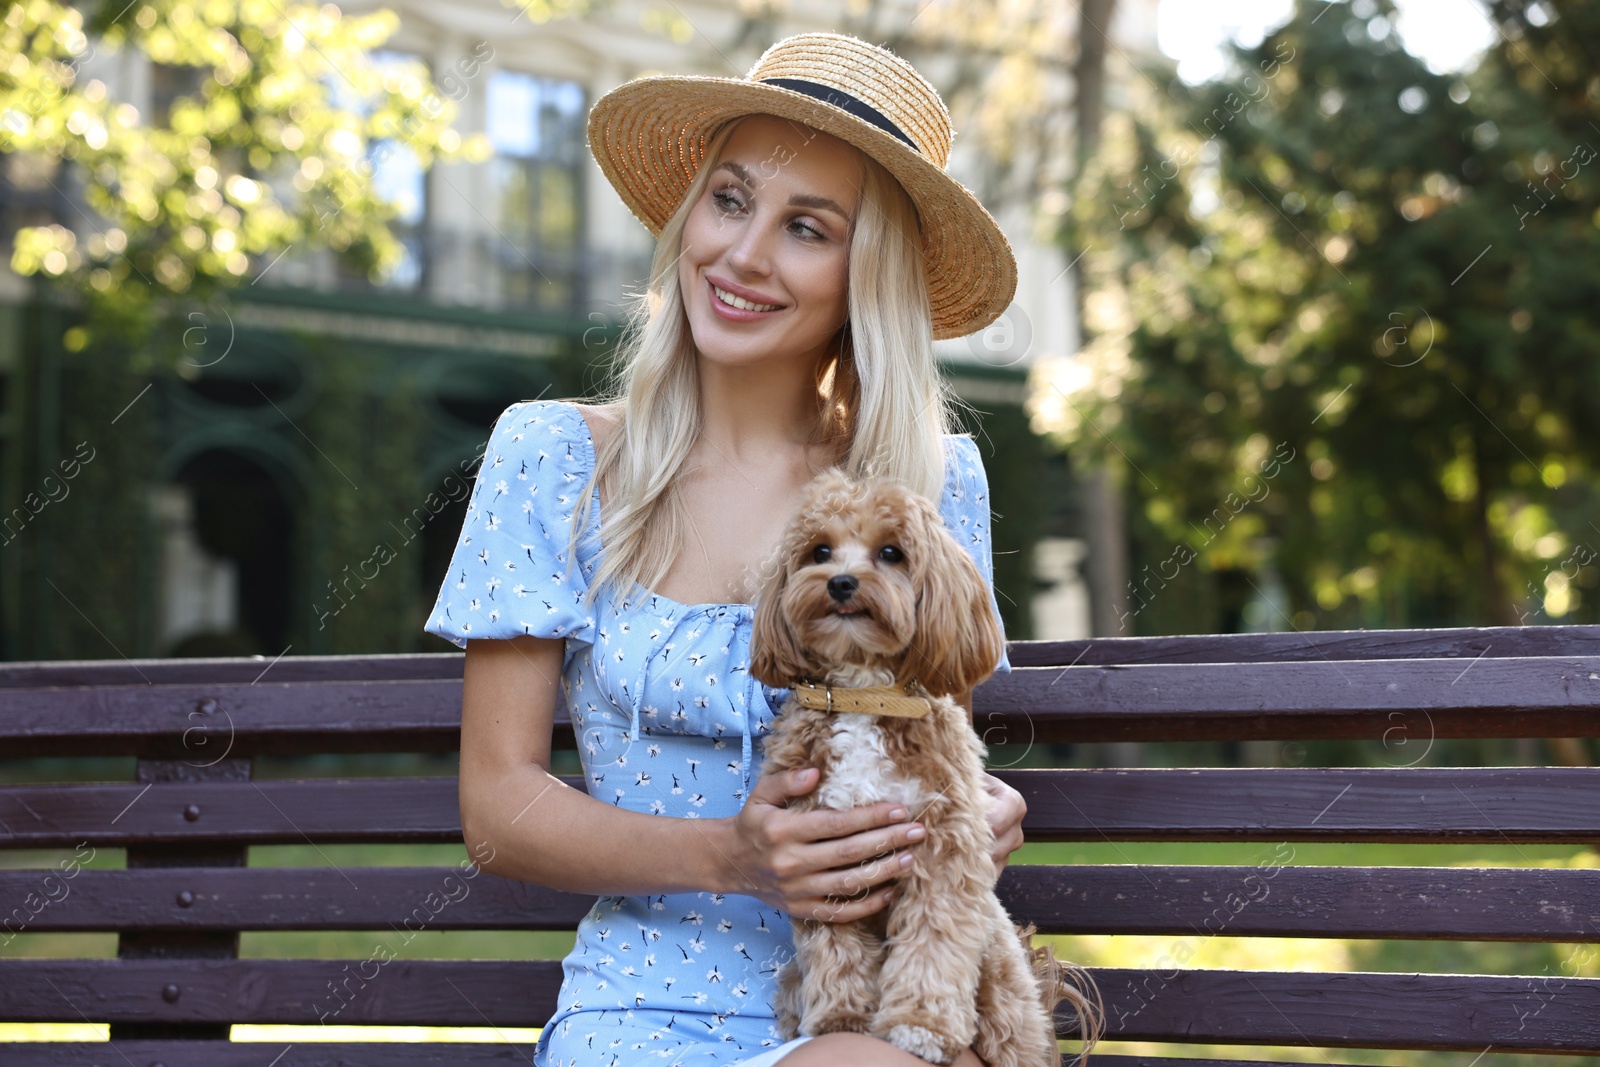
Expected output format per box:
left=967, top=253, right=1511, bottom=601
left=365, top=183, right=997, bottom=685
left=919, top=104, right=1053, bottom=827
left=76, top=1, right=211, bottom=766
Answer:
left=459, top=633, right=924, bottom=919
left=459, top=633, right=733, bottom=895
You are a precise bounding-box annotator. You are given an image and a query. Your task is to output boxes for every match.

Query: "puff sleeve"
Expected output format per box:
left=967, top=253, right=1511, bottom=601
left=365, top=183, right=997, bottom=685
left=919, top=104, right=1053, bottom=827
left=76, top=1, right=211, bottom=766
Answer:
left=423, top=400, right=598, bottom=669
left=940, top=435, right=1014, bottom=675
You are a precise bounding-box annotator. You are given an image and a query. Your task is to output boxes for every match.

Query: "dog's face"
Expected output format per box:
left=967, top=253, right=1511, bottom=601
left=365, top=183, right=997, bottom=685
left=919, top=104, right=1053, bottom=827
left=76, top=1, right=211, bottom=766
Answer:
left=749, top=467, right=1004, bottom=698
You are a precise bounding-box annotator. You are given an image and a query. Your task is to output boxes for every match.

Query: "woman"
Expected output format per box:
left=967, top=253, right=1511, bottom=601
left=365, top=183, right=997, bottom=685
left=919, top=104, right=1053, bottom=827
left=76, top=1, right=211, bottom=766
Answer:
left=426, top=32, right=1038, bottom=1067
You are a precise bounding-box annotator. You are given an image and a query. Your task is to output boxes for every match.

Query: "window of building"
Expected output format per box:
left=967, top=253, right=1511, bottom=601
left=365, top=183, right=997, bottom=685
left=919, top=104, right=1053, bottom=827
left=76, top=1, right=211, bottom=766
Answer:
left=0, top=152, right=59, bottom=251
left=149, top=62, right=206, bottom=127
left=332, top=49, right=429, bottom=293
left=485, top=70, right=586, bottom=315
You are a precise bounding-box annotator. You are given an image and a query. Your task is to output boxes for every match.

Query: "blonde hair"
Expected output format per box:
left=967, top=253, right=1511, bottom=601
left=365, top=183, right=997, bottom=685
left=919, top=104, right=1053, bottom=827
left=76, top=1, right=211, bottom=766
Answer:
left=563, top=115, right=974, bottom=610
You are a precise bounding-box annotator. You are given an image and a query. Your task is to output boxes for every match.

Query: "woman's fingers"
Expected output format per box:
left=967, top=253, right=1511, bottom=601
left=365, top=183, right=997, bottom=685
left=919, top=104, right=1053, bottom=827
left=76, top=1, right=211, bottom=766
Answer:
left=781, top=797, right=909, bottom=845
left=831, top=841, right=914, bottom=890
left=980, top=772, right=1028, bottom=871
left=750, top=775, right=1030, bottom=912
left=799, top=880, right=897, bottom=924
left=799, top=840, right=915, bottom=917
left=796, top=816, right=925, bottom=871
left=774, top=825, right=917, bottom=921
left=992, top=822, right=1023, bottom=872
left=741, top=789, right=932, bottom=919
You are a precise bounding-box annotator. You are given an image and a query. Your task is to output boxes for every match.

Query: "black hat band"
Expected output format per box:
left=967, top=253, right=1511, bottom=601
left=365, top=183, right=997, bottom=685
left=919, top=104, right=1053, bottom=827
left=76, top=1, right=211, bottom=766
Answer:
left=755, top=77, right=921, bottom=154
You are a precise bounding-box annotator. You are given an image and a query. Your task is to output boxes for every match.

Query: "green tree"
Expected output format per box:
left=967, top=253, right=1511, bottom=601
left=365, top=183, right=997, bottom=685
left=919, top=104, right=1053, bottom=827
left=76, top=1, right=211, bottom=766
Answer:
left=0, top=0, right=498, bottom=360
left=1057, top=0, right=1600, bottom=634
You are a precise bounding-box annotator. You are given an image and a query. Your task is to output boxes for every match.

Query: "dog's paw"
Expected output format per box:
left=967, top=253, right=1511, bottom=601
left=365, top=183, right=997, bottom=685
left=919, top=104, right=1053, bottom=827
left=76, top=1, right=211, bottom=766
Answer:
left=887, top=1023, right=956, bottom=1064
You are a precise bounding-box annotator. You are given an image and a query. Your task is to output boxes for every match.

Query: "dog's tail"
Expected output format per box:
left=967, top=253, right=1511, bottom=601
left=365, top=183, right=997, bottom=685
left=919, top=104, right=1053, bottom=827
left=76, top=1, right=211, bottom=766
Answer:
left=1015, top=921, right=1104, bottom=1066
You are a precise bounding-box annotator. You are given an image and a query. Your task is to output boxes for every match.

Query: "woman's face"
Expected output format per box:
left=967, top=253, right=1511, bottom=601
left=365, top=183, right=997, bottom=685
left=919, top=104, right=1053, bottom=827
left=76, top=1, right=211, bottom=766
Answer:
left=678, top=114, right=863, bottom=372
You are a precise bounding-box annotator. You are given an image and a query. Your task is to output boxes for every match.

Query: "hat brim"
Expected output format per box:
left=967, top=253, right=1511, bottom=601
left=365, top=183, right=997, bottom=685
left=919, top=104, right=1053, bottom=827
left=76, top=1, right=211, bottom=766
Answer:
left=586, top=75, right=1017, bottom=341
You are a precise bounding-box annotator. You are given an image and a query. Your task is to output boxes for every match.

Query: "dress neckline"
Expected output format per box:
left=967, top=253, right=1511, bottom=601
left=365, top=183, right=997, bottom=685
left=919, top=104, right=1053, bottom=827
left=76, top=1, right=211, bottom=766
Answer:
left=552, top=399, right=757, bottom=618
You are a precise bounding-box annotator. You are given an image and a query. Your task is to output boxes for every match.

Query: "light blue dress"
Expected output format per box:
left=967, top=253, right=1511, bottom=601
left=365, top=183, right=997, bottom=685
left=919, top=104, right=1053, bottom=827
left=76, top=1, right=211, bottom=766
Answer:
left=424, top=398, right=1013, bottom=1067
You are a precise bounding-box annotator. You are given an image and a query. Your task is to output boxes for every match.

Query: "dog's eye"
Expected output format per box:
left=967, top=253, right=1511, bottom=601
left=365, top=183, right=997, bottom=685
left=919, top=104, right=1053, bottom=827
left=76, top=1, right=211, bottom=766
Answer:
left=811, top=544, right=832, bottom=563
left=879, top=545, right=904, bottom=564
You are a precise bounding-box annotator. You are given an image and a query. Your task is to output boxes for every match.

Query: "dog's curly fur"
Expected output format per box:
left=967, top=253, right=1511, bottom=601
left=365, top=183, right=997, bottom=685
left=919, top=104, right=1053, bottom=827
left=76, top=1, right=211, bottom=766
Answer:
left=749, top=467, right=1104, bottom=1067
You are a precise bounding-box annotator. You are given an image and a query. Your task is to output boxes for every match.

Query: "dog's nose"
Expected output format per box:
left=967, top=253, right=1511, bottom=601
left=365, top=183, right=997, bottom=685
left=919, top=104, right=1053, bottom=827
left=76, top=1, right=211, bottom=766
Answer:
left=827, top=574, right=859, bottom=601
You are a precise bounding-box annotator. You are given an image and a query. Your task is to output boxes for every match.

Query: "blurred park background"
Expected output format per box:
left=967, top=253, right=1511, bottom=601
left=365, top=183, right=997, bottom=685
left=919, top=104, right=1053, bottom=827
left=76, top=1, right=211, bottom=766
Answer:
left=1, top=0, right=1597, bottom=1062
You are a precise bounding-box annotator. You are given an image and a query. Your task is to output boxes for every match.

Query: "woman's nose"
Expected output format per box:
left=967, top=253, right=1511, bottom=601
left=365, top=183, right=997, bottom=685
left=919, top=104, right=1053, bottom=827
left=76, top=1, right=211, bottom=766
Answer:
left=726, top=214, right=777, bottom=273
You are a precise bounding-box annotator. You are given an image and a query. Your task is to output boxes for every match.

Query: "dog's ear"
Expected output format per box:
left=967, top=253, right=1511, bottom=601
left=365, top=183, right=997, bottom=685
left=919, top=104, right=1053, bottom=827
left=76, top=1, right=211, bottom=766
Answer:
left=895, top=497, right=1005, bottom=698
left=749, top=522, right=814, bottom=688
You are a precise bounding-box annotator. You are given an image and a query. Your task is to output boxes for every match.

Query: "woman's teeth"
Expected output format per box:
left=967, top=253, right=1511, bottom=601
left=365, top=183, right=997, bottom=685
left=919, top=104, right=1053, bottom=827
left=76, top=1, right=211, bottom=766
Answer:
left=713, top=284, right=782, bottom=312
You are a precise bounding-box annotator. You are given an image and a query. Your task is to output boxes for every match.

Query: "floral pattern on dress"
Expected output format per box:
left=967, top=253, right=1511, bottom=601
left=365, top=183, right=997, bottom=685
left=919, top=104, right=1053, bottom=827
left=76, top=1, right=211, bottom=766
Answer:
left=424, top=399, right=1012, bottom=1066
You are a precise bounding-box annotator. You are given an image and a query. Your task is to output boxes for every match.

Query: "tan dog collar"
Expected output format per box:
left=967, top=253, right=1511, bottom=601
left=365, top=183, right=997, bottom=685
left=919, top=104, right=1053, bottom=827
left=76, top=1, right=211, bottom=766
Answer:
left=792, top=680, right=932, bottom=719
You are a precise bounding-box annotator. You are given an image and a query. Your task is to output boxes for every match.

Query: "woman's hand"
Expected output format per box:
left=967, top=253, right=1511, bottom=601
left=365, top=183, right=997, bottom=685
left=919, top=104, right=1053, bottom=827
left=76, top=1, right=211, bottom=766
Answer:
left=719, top=766, right=926, bottom=924
left=980, top=772, right=1027, bottom=874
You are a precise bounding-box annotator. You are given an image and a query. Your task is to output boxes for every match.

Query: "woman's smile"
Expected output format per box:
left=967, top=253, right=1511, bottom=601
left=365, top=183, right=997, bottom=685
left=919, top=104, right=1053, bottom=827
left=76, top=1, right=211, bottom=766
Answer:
left=708, top=277, right=786, bottom=320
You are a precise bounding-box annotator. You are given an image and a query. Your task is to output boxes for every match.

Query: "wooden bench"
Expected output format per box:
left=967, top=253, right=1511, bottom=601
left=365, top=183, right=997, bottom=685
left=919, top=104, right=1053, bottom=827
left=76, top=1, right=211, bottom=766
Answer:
left=1, top=623, right=1597, bottom=1065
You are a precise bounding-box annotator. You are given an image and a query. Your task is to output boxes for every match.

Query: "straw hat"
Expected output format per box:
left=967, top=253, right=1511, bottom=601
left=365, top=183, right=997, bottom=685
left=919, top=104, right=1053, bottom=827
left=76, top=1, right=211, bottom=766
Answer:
left=586, top=32, right=1017, bottom=340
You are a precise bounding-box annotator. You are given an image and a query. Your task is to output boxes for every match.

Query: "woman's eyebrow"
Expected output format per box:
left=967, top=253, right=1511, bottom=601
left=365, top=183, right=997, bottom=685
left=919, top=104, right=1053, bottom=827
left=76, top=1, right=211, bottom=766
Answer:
left=714, top=161, right=854, bottom=223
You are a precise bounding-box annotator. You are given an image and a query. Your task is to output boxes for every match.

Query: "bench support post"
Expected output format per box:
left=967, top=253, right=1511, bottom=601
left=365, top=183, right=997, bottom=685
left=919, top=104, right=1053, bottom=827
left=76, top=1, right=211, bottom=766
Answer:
left=110, top=756, right=253, bottom=1042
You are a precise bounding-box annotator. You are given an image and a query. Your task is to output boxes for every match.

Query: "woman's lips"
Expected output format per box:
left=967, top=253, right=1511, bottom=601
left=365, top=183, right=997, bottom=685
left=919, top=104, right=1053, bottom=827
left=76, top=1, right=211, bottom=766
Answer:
left=708, top=279, right=785, bottom=322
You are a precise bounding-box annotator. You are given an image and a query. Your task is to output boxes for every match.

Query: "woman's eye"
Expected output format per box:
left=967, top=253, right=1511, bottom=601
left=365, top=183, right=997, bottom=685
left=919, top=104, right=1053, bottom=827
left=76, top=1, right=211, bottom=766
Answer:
left=879, top=545, right=904, bottom=564
left=811, top=544, right=832, bottom=563
left=711, top=189, right=823, bottom=240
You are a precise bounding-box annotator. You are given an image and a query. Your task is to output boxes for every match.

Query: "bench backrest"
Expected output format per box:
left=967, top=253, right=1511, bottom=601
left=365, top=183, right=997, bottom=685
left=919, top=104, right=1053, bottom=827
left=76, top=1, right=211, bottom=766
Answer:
left=1, top=623, right=1597, bottom=1064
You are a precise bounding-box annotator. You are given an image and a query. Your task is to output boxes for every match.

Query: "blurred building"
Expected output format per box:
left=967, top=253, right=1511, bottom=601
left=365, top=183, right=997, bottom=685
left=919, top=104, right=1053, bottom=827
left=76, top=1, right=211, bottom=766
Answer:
left=0, top=0, right=1159, bottom=660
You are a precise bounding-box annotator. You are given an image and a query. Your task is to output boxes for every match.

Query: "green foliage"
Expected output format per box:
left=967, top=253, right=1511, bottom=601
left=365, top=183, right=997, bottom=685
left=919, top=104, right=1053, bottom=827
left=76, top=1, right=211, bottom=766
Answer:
left=299, top=339, right=433, bottom=654
left=37, top=310, right=161, bottom=659
left=0, top=0, right=490, bottom=359
left=1060, top=0, right=1600, bottom=631
left=952, top=394, right=1053, bottom=641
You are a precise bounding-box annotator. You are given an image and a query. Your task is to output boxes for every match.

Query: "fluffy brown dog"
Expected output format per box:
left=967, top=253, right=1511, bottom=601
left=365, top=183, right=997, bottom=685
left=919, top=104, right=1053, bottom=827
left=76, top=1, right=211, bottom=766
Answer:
left=749, top=467, right=1102, bottom=1067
